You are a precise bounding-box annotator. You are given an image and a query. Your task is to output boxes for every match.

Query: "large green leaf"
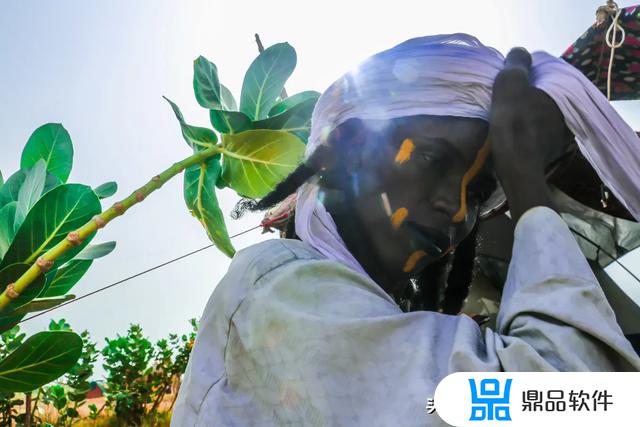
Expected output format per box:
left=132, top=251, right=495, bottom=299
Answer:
left=209, top=109, right=252, bottom=134
left=0, top=170, right=3, bottom=187
left=220, top=84, right=237, bottom=111
left=221, top=130, right=305, bottom=198
left=239, top=43, right=297, bottom=120
left=14, top=160, right=47, bottom=232
left=0, top=263, right=47, bottom=314
left=253, top=97, right=317, bottom=143
left=93, top=182, right=117, bottom=199
left=184, top=157, right=235, bottom=257
left=0, top=202, right=17, bottom=260
left=0, top=184, right=101, bottom=270
left=193, top=56, right=221, bottom=109
left=75, top=241, right=116, bottom=260
left=42, top=260, right=92, bottom=298
left=20, top=123, right=74, bottom=183
left=0, top=170, right=61, bottom=209
left=12, top=295, right=75, bottom=315
left=268, top=91, right=320, bottom=117
left=164, top=97, right=218, bottom=150
left=0, top=331, right=83, bottom=392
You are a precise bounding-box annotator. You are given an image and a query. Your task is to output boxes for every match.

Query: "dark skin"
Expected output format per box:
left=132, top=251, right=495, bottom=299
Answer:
left=322, top=48, right=571, bottom=295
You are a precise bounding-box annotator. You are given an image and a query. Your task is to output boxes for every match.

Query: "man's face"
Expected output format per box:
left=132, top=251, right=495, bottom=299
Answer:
left=321, top=115, right=491, bottom=285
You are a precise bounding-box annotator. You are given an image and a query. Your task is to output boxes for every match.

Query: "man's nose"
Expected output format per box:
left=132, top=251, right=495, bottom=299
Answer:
left=429, top=174, right=464, bottom=220
left=431, top=195, right=460, bottom=220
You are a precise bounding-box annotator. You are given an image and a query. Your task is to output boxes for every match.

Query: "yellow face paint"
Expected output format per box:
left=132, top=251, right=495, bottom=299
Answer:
left=391, top=207, right=408, bottom=230
left=394, top=138, right=415, bottom=164
left=452, top=139, right=491, bottom=223
left=403, top=250, right=427, bottom=273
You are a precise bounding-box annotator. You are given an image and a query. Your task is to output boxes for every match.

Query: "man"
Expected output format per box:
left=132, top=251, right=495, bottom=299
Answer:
left=172, top=35, right=640, bottom=426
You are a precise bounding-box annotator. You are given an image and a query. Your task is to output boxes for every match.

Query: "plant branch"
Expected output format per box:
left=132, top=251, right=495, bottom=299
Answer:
left=0, top=145, right=222, bottom=311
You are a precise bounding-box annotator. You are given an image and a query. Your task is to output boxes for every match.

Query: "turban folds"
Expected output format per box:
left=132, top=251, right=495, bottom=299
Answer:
left=295, top=34, right=640, bottom=275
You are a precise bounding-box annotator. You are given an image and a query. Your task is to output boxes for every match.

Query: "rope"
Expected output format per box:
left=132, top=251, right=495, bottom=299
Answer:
left=605, top=1, right=626, bottom=100
left=7, top=223, right=640, bottom=330
left=4, top=225, right=261, bottom=330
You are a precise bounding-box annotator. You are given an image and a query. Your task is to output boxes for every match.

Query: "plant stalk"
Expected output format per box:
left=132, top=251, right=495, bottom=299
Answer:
left=24, top=392, right=31, bottom=427
left=0, top=145, right=221, bottom=311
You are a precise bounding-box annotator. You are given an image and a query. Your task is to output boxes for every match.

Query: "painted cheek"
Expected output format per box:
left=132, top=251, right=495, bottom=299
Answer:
left=394, top=138, right=415, bottom=164
left=390, top=207, right=409, bottom=230
left=452, top=139, right=491, bottom=223
left=403, top=250, right=427, bottom=273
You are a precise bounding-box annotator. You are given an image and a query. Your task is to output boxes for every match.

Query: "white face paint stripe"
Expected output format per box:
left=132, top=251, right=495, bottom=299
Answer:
left=380, top=192, right=392, bottom=217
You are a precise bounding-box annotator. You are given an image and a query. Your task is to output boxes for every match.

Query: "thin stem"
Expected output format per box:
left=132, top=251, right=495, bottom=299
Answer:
left=0, top=145, right=222, bottom=311
left=30, top=388, right=41, bottom=423
left=24, top=392, right=31, bottom=427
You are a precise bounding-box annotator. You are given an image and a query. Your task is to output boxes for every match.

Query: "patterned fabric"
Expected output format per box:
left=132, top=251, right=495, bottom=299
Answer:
left=562, top=4, right=640, bottom=101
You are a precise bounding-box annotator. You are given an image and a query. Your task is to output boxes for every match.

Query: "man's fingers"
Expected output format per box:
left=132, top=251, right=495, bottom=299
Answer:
left=493, top=47, right=532, bottom=101
left=504, top=47, right=532, bottom=73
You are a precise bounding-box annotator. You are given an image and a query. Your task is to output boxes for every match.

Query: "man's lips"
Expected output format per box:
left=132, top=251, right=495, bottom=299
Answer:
left=403, top=221, right=451, bottom=257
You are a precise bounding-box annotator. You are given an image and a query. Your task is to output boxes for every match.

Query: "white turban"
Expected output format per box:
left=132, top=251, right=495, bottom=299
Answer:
left=295, top=33, right=640, bottom=276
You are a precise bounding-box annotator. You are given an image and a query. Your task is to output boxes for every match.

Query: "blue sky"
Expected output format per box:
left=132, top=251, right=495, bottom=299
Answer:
left=2, top=0, right=640, bottom=376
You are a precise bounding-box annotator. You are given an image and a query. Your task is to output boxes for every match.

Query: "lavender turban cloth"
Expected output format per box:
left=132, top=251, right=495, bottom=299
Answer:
left=294, top=33, right=640, bottom=276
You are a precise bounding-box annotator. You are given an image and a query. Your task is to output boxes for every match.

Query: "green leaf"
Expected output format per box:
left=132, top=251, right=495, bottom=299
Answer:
left=0, top=331, right=83, bottom=392
left=209, top=109, right=251, bottom=134
left=0, top=170, right=61, bottom=209
left=0, top=202, right=17, bottom=260
left=184, top=157, right=235, bottom=257
left=48, top=318, right=71, bottom=331
left=239, top=43, right=297, bottom=120
left=20, top=123, right=74, bottom=183
left=93, top=182, right=117, bottom=199
left=0, top=314, right=24, bottom=333
left=43, top=173, right=62, bottom=194
left=220, top=84, right=237, bottom=111
left=0, top=170, right=3, bottom=187
left=215, top=173, right=227, bottom=189
left=268, top=91, right=320, bottom=117
left=10, top=296, right=72, bottom=317
left=42, top=260, right=92, bottom=298
left=74, top=241, right=116, bottom=260
left=0, top=263, right=47, bottom=314
left=164, top=97, right=218, bottom=150
left=193, top=56, right=221, bottom=109
left=14, top=160, right=47, bottom=232
left=0, top=184, right=101, bottom=270
left=253, top=97, right=317, bottom=143
left=0, top=171, right=26, bottom=208
left=221, top=130, right=305, bottom=198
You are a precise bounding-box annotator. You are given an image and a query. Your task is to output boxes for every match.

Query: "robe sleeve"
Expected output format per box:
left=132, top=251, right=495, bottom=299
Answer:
left=184, top=207, right=640, bottom=426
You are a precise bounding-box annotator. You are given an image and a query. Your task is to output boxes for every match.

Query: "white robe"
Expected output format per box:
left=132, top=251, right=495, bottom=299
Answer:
left=172, top=207, right=640, bottom=426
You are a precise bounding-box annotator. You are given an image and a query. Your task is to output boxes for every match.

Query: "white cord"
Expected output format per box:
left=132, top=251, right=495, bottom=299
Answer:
left=605, top=1, right=626, bottom=100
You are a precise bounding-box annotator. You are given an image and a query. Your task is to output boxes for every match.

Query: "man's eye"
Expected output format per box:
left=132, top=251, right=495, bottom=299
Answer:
left=421, top=151, right=440, bottom=163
